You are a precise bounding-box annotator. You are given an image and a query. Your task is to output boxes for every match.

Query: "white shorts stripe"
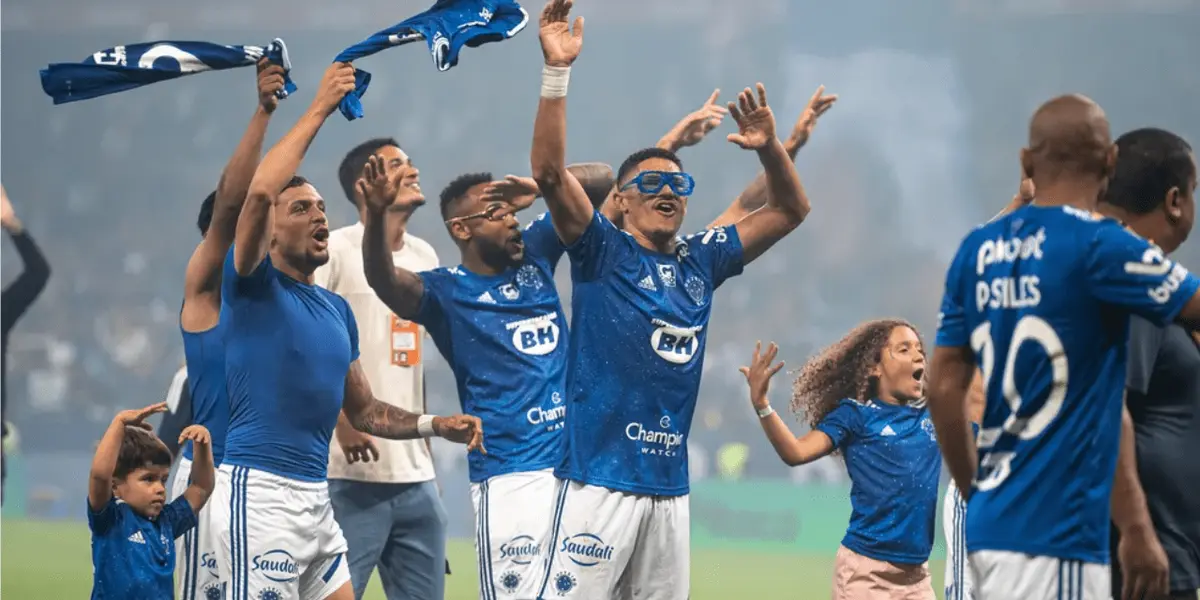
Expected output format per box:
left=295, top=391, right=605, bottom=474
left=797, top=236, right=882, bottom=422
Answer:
left=536, top=480, right=570, bottom=598
left=481, top=479, right=495, bottom=600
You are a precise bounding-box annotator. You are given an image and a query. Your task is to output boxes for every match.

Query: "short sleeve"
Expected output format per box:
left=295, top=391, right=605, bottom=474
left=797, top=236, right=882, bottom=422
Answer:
left=522, top=212, right=566, bottom=270
left=414, top=271, right=448, bottom=329
left=342, top=297, right=360, bottom=363
left=566, top=211, right=634, bottom=281
left=936, top=238, right=973, bottom=348
left=686, top=225, right=745, bottom=289
left=221, top=245, right=273, bottom=305
left=1125, top=317, right=1166, bottom=396
left=1085, top=222, right=1200, bottom=326
left=87, top=496, right=121, bottom=535
left=815, top=402, right=861, bottom=450
left=162, top=496, right=198, bottom=538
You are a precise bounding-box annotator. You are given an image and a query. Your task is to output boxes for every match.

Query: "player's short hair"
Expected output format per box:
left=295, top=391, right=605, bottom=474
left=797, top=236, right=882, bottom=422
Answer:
left=282, top=175, right=310, bottom=192
left=338, top=138, right=401, bottom=207
left=113, top=426, right=172, bottom=480
left=791, top=318, right=921, bottom=447
left=197, top=191, right=216, bottom=237
left=440, top=172, right=494, bottom=220
left=616, top=148, right=683, bottom=187
left=1103, top=128, right=1195, bottom=214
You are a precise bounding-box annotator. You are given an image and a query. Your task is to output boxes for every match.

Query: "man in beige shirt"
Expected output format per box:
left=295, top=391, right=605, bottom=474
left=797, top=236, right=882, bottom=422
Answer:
left=315, top=137, right=445, bottom=600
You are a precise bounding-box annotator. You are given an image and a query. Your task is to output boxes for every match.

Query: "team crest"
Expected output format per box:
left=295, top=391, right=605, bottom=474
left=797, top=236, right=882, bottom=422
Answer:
left=516, top=264, right=543, bottom=289
left=202, top=583, right=222, bottom=600
left=258, top=588, right=282, bottom=600
left=684, top=276, right=705, bottom=305
left=500, top=571, right=521, bottom=593
left=921, top=417, right=936, bottom=441
left=554, top=572, right=577, bottom=595
left=499, top=283, right=520, bottom=301
left=657, top=264, right=677, bottom=287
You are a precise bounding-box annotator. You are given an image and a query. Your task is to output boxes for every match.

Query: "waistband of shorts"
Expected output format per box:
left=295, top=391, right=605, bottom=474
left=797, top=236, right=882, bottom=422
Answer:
left=219, top=462, right=329, bottom=492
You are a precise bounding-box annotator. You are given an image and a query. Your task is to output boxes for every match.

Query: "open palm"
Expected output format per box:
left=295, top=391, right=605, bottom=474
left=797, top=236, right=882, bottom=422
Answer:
left=539, top=0, right=584, bottom=67
left=727, top=83, right=777, bottom=150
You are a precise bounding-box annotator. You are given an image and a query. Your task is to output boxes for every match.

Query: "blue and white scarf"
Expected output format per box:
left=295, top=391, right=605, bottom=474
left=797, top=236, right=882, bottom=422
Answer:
left=40, top=39, right=297, bottom=105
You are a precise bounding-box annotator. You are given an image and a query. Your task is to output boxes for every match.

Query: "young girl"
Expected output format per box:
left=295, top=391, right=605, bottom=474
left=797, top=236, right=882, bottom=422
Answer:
left=740, top=319, right=940, bottom=599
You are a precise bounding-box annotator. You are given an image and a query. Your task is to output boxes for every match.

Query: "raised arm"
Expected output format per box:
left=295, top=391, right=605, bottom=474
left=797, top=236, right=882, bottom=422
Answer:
left=740, top=342, right=835, bottom=466
left=481, top=163, right=614, bottom=214
left=1, top=186, right=52, bottom=332
left=724, top=84, right=811, bottom=265
left=178, top=425, right=215, bottom=514
left=88, top=403, right=167, bottom=511
left=710, top=86, right=836, bottom=229
left=528, top=0, right=593, bottom=246
left=656, top=89, right=728, bottom=154
left=181, top=60, right=284, bottom=327
left=359, top=154, right=427, bottom=319
left=341, top=360, right=485, bottom=451
left=234, top=62, right=355, bottom=276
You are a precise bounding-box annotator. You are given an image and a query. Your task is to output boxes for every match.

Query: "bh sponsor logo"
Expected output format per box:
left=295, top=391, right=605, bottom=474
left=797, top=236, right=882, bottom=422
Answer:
left=559, top=533, right=614, bottom=567
left=252, top=549, right=299, bottom=583
left=650, top=319, right=703, bottom=364
left=626, top=415, right=684, bottom=457
left=506, top=313, right=560, bottom=356
left=499, top=534, right=542, bottom=565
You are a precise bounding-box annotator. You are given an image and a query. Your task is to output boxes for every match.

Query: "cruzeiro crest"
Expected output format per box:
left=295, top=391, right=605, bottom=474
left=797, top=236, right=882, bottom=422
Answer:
left=684, top=276, right=705, bottom=306
left=921, top=416, right=936, bottom=441
left=517, top=264, right=543, bottom=289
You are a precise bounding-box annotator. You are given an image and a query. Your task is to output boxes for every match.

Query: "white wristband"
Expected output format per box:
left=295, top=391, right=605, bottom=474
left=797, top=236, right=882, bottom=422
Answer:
left=541, top=65, right=571, bottom=99
left=756, top=405, right=775, bottom=419
left=417, top=414, right=437, bottom=438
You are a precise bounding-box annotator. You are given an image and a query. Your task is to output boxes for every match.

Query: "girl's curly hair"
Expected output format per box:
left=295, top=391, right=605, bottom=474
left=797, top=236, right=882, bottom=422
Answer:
left=791, top=318, right=920, bottom=431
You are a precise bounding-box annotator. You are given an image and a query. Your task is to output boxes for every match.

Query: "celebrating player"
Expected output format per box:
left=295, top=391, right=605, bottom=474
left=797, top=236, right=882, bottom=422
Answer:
left=928, top=94, right=1200, bottom=599
left=360, top=154, right=573, bottom=599
left=209, top=62, right=484, bottom=600
left=740, top=323, right=940, bottom=598
left=173, top=57, right=285, bottom=600
left=527, top=0, right=812, bottom=597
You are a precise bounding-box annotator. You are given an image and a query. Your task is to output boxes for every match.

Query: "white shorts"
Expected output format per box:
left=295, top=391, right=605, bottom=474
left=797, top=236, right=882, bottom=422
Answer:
left=210, top=464, right=351, bottom=600
left=472, top=469, right=562, bottom=600
left=537, top=480, right=689, bottom=600
left=942, top=481, right=974, bottom=600
left=172, top=457, right=223, bottom=600
left=971, top=550, right=1110, bottom=600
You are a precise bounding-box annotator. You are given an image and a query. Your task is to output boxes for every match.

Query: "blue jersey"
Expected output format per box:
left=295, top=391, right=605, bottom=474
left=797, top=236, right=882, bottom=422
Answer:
left=816, top=398, right=942, bottom=564
left=415, top=213, right=568, bottom=482
left=89, top=496, right=196, bottom=599
left=559, top=212, right=744, bottom=496
left=220, top=249, right=360, bottom=481
left=936, top=204, right=1200, bottom=563
left=180, top=321, right=228, bottom=464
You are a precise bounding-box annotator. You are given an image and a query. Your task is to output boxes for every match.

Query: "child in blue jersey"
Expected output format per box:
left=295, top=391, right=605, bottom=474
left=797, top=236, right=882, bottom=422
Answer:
left=88, top=402, right=214, bottom=600
left=929, top=94, right=1200, bottom=600
left=740, top=321, right=939, bottom=599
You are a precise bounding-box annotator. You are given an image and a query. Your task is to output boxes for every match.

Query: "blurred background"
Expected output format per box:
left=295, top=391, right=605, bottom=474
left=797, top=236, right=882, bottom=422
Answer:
left=2, top=0, right=1199, bottom=597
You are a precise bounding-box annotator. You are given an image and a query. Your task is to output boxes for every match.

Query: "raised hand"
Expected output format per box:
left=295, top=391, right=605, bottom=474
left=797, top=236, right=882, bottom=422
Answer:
left=727, top=83, right=778, bottom=151
left=312, top=62, right=357, bottom=116
left=178, top=425, right=212, bottom=447
left=539, top=0, right=584, bottom=67
left=664, top=89, right=729, bottom=150
left=433, top=414, right=487, bottom=454
left=481, top=175, right=540, bottom=211
left=256, top=58, right=287, bottom=113
left=787, top=85, right=837, bottom=151
left=738, top=341, right=785, bottom=410
left=356, top=154, right=423, bottom=213
left=114, top=402, right=169, bottom=431
left=0, top=184, right=18, bottom=232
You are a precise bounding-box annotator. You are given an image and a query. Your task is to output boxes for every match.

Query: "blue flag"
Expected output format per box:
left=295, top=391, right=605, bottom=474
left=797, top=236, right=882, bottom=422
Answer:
left=333, top=0, right=528, bottom=120
left=41, top=39, right=297, bottom=105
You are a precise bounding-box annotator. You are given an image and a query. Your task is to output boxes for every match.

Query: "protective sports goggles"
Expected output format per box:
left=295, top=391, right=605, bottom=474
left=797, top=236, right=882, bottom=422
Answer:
left=620, top=171, right=695, bottom=197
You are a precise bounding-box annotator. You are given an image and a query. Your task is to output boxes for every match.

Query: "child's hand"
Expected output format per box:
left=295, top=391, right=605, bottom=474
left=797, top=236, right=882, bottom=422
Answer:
left=738, top=341, right=785, bottom=410
left=179, top=425, right=212, bottom=447
left=114, top=402, right=168, bottom=431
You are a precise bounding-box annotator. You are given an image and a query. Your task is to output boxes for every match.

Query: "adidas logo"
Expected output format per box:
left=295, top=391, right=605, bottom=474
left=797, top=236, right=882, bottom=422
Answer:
left=476, top=292, right=496, bottom=304
left=128, top=531, right=146, bottom=544
left=637, top=275, right=657, bottom=291
left=880, top=425, right=896, bottom=436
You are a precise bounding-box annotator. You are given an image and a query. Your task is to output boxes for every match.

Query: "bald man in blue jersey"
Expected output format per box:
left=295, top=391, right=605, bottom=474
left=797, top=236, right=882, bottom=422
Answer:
left=207, top=62, right=485, bottom=600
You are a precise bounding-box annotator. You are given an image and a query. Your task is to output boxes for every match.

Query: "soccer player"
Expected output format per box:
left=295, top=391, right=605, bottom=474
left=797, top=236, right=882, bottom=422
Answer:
left=88, top=401, right=214, bottom=599
left=173, top=57, right=285, bottom=600
left=528, top=1, right=812, bottom=597
left=740, top=323, right=940, bottom=598
left=359, top=155, right=577, bottom=599
left=210, top=62, right=484, bottom=600
left=1098, top=128, right=1197, bottom=600
left=928, top=94, right=1200, bottom=600
left=314, top=137, right=445, bottom=600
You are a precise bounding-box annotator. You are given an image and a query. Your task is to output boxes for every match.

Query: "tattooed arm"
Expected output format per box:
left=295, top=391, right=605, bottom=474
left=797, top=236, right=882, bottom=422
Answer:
left=341, top=360, right=485, bottom=450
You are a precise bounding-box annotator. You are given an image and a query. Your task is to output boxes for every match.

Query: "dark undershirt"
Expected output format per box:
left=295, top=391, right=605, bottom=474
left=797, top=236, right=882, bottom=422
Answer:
left=2, top=229, right=51, bottom=440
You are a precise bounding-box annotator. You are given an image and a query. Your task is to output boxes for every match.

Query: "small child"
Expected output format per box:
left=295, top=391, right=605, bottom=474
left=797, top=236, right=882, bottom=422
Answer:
left=88, top=401, right=214, bottom=599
